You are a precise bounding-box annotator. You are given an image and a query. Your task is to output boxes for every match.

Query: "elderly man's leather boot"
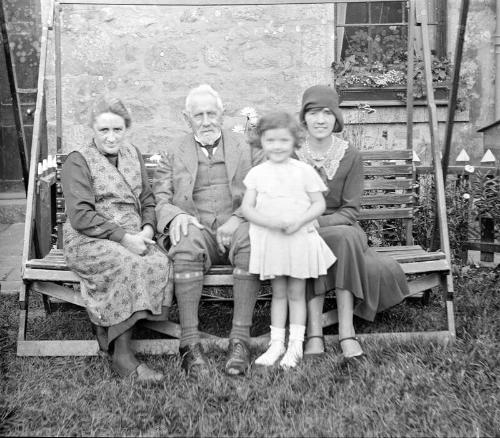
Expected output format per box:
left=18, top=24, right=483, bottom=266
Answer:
left=225, top=338, right=250, bottom=375
left=179, top=343, right=209, bottom=378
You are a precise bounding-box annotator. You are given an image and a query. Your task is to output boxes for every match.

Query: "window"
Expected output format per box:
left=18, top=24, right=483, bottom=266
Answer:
left=333, top=1, right=447, bottom=92
left=337, top=1, right=408, bottom=67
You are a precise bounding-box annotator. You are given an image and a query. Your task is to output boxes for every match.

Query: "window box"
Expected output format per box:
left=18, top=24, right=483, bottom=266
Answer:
left=338, top=85, right=449, bottom=102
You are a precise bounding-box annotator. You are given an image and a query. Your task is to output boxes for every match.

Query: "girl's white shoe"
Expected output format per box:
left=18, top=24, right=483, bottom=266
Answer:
left=254, top=341, right=286, bottom=366
left=280, top=324, right=306, bottom=368
left=279, top=340, right=303, bottom=368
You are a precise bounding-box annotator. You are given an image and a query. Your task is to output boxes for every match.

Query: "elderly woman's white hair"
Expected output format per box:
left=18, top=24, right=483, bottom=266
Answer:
left=185, top=84, right=224, bottom=114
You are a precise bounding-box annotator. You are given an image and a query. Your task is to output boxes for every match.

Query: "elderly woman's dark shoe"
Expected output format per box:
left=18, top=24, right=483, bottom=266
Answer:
left=112, top=362, right=164, bottom=383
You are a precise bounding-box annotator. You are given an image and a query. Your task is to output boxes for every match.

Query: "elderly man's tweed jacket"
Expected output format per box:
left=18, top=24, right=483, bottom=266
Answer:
left=153, top=130, right=264, bottom=233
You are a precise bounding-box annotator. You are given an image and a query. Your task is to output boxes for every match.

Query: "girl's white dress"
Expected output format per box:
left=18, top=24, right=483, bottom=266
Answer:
left=244, top=158, right=336, bottom=280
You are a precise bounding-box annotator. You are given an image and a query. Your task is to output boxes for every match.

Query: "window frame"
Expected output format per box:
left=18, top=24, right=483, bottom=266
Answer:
left=333, top=0, right=448, bottom=105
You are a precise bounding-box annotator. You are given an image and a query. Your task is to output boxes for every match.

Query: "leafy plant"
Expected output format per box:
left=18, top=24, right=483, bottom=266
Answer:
left=362, top=218, right=407, bottom=247
left=342, top=26, right=408, bottom=69
left=332, top=54, right=452, bottom=93
left=470, top=170, right=500, bottom=220
left=413, top=173, right=472, bottom=263
left=412, top=168, right=500, bottom=265
left=411, top=56, right=452, bottom=99
left=332, top=26, right=455, bottom=102
left=333, top=57, right=407, bottom=89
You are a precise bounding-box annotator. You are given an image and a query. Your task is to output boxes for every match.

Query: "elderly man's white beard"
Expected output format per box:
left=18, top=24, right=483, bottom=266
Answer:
left=194, top=130, right=221, bottom=146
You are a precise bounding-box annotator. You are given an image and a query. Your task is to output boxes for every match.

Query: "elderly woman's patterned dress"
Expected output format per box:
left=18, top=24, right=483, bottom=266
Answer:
left=63, top=142, right=172, bottom=329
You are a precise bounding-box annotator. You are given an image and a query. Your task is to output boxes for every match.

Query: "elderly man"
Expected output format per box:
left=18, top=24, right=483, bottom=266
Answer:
left=153, top=84, right=263, bottom=377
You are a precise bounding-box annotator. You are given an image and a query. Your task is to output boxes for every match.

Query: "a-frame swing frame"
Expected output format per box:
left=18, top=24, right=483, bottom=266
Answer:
left=18, top=0, right=456, bottom=357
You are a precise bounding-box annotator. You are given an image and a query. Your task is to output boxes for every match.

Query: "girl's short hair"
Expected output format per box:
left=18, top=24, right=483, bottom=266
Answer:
left=249, top=111, right=304, bottom=149
left=89, top=96, right=132, bottom=128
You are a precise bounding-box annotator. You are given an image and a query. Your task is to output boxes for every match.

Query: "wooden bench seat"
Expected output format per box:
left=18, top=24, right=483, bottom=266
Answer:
left=25, top=246, right=449, bottom=282
left=19, top=148, right=456, bottom=356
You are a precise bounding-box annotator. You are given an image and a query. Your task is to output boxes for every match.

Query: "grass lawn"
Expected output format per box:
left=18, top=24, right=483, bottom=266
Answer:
left=1, top=266, right=499, bottom=437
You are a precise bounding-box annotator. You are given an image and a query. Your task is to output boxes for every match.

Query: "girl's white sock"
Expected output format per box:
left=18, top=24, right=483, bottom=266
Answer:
left=255, top=326, right=286, bottom=366
left=280, top=324, right=305, bottom=369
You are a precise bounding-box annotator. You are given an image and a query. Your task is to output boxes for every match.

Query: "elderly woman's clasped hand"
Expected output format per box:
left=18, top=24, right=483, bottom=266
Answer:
left=121, top=224, right=156, bottom=256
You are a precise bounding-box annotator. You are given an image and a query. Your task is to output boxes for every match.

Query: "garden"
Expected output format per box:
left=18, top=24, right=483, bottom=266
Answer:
left=0, top=265, right=498, bottom=436
left=1, top=1, right=499, bottom=436
left=1, top=173, right=499, bottom=436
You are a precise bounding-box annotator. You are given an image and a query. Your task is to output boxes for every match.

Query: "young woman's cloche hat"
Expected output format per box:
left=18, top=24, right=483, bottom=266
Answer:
left=299, top=85, right=344, bottom=133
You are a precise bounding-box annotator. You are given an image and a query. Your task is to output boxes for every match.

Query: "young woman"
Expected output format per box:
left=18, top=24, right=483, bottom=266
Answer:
left=297, top=85, right=410, bottom=359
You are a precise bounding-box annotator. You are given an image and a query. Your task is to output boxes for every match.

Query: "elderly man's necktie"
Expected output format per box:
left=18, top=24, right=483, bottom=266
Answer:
left=200, top=144, right=216, bottom=158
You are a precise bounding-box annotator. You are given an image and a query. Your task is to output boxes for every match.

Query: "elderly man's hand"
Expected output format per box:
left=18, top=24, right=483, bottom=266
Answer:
left=216, top=216, right=243, bottom=253
left=169, top=213, right=204, bottom=246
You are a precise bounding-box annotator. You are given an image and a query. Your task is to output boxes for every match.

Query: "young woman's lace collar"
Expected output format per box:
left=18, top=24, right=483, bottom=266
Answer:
left=296, top=135, right=349, bottom=180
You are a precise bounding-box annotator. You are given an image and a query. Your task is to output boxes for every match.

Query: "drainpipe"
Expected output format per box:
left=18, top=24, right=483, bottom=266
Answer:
left=496, top=0, right=500, bottom=119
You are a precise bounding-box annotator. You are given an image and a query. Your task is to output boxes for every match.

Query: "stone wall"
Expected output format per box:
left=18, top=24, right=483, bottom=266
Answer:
left=336, top=0, right=494, bottom=166
left=340, top=104, right=470, bottom=165
left=47, top=3, right=335, bottom=153
left=39, top=0, right=497, bottom=166
left=444, top=0, right=496, bottom=164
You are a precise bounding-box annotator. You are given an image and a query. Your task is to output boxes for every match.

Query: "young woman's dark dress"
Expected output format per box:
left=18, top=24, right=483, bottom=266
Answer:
left=297, top=138, right=410, bottom=321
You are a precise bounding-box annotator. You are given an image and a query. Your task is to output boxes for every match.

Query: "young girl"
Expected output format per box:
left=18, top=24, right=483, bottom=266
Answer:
left=242, top=112, right=336, bottom=368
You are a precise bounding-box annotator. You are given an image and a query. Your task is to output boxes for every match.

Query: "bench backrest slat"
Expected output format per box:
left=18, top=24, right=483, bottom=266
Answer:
left=54, top=149, right=416, bottom=247
left=363, top=165, right=413, bottom=176
left=362, top=194, right=414, bottom=205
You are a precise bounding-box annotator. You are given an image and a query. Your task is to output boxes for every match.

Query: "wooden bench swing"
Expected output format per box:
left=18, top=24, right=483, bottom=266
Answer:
left=18, top=0, right=456, bottom=357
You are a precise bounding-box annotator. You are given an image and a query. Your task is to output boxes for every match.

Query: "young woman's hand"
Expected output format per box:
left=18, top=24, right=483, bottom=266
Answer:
left=121, top=233, right=155, bottom=256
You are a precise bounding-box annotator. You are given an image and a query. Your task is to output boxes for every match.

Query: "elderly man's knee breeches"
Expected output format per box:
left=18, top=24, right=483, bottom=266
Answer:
left=168, top=222, right=259, bottom=344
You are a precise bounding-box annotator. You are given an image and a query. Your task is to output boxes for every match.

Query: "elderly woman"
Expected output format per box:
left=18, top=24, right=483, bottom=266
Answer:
left=296, top=85, right=410, bottom=359
left=62, top=96, right=172, bottom=382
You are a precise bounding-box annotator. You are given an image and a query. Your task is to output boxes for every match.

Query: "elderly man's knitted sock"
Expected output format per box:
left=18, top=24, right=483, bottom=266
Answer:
left=255, top=326, right=286, bottom=366
left=174, top=271, right=204, bottom=348
left=280, top=324, right=305, bottom=368
left=230, top=269, right=260, bottom=343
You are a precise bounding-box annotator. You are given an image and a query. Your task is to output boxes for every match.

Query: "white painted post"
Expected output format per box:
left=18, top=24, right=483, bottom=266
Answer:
left=456, top=148, right=470, bottom=163
left=479, top=149, right=497, bottom=263
left=481, top=149, right=497, bottom=164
